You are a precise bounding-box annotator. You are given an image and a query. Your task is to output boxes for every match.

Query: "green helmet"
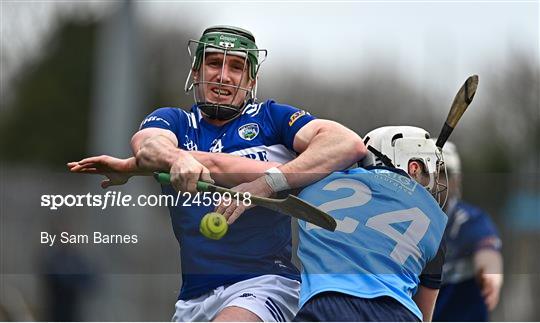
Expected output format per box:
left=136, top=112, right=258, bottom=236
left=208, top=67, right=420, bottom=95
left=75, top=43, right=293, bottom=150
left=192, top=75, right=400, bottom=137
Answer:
left=193, top=25, right=260, bottom=79
left=184, top=26, right=267, bottom=121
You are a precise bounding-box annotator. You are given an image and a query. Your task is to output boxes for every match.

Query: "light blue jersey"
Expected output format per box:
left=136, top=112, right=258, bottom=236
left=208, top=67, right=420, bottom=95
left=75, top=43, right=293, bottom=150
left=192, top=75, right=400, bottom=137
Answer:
left=297, top=167, right=447, bottom=320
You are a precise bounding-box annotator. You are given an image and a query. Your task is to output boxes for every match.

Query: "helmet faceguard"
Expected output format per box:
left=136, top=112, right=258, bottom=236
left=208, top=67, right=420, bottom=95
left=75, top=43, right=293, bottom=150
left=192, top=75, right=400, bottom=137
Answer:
left=361, top=126, right=448, bottom=206
left=184, top=26, right=267, bottom=121
left=438, top=141, right=461, bottom=176
left=435, top=140, right=462, bottom=202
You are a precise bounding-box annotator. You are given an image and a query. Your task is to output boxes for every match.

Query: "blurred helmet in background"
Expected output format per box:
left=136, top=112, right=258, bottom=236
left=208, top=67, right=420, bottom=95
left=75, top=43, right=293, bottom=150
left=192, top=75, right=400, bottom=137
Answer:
left=439, top=140, right=461, bottom=176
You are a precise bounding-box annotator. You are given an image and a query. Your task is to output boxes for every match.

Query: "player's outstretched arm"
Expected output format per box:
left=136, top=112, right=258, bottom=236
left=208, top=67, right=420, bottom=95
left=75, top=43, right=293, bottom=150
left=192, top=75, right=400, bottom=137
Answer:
left=69, top=134, right=280, bottom=191
left=413, top=286, right=439, bottom=322
left=67, top=156, right=143, bottom=188
left=131, top=128, right=214, bottom=193
left=69, top=152, right=281, bottom=190
left=474, top=249, right=503, bottom=311
left=133, top=127, right=284, bottom=191
left=69, top=127, right=197, bottom=191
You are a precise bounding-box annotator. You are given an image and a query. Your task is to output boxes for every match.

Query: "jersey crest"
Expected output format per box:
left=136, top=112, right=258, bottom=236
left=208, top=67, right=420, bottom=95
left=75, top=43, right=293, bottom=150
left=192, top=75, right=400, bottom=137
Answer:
left=238, top=123, right=260, bottom=141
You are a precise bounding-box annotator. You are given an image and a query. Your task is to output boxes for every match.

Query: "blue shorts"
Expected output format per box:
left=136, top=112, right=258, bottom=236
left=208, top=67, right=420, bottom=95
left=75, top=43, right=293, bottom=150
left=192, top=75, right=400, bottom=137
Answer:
left=434, top=278, right=488, bottom=321
left=293, top=292, right=419, bottom=322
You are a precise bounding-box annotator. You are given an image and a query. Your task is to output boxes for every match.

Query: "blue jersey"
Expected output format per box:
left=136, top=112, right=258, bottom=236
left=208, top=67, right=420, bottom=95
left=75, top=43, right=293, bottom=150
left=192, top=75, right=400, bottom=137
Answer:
left=297, top=167, right=447, bottom=320
left=433, top=200, right=501, bottom=321
left=139, top=100, right=314, bottom=300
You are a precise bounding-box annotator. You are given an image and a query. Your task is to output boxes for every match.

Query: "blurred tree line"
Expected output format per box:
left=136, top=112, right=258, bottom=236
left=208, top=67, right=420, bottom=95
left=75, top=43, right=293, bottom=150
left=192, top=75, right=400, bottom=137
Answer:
left=0, top=18, right=96, bottom=167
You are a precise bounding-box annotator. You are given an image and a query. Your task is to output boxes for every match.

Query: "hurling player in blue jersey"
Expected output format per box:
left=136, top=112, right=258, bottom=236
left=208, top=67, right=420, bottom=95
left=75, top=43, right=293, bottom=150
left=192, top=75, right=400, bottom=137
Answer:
left=292, top=126, right=448, bottom=322
left=433, top=142, right=503, bottom=321
left=68, top=25, right=366, bottom=321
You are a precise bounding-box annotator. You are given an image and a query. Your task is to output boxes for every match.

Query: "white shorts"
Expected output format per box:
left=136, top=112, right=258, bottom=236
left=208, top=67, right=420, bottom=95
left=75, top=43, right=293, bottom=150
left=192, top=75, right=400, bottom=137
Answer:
left=172, top=275, right=300, bottom=322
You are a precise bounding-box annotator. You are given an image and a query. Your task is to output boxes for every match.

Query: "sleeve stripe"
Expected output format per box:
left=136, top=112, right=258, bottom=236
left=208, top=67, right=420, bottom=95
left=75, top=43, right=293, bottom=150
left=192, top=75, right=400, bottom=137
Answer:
left=243, top=102, right=262, bottom=116
left=190, top=112, right=198, bottom=129
left=184, top=111, right=192, bottom=128
left=266, top=298, right=285, bottom=322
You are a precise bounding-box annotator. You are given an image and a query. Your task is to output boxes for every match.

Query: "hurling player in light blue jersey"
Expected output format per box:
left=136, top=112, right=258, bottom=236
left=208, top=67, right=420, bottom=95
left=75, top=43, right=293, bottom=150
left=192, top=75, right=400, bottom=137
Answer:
left=293, top=126, right=448, bottom=322
left=433, top=142, right=503, bottom=321
left=68, top=25, right=366, bottom=321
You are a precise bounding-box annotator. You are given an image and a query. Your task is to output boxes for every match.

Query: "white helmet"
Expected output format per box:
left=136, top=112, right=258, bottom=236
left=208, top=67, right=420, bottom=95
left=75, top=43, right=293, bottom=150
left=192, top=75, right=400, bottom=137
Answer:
left=439, top=141, right=461, bottom=175
left=361, top=126, right=446, bottom=197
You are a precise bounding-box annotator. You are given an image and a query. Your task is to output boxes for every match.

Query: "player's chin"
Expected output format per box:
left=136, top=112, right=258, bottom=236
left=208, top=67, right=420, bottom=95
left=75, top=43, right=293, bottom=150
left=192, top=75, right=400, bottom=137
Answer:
left=206, top=93, right=235, bottom=104
left=206, top=98, right=244, bottom=109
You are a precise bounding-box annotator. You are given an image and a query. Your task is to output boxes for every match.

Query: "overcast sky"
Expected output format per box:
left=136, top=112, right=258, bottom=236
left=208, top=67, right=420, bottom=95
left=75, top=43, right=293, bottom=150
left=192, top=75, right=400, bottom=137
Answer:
left=140, top=1, right=537, bottom=78
left=1, top=1, right=538, bottom=100
left=147, top=1, right=538, bottom=90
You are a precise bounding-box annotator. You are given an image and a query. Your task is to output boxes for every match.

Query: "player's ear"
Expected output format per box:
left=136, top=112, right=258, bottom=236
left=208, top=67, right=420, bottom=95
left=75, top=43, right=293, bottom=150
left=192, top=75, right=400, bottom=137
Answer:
left=249, top=78, right=256, bottom=89
left=408, top=160, right=430, bottom=186
left=408, top=160, right=422, bottom=178
left=193, top=69, right=199, bottom=81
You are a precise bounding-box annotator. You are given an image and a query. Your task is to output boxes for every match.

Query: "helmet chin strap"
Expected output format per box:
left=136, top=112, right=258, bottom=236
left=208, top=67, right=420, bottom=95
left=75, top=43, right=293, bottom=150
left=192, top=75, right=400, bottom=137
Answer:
left=366, top=145, right=395, bottom=168
left=193, top=73, right=253, bottom=121
left=193, top=80, right=251, bottom=121
left=198, top=102, right=243, bottom=121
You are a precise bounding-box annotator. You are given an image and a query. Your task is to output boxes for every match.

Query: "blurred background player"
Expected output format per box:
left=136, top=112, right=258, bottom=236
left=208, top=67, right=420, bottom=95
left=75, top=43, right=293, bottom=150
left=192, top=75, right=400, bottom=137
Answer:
left=292, top=126, right=448, bottom=322
left=433, top=141, right=503, bottom=321
left=68, top=25, right=365, bottom=321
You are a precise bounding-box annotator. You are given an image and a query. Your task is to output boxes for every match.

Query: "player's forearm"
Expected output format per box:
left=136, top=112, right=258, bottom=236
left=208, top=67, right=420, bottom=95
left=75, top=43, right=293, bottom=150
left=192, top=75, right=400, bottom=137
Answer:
left=413, top=286, right=439, bottom=322
left=281, top=124, right=366, bottom=188
left=474, top=249, right=503, bottom=275
left=132, top=132, right=280, bottom=185
left=474, top=249, right=503, bottom=310
left=190, top=151, right=281, bottom=186
left=134, top=135, right=185, bottom=171
left=115, top=156, right=153, bottom=176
